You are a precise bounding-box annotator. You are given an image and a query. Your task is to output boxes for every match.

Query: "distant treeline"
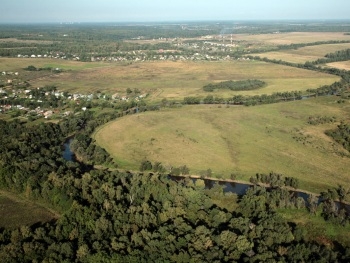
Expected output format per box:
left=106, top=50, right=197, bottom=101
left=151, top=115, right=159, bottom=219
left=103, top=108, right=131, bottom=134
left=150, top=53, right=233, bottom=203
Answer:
left=183, top=77, right=349, bottom=107
left=277, top=40, right=350, bottom=51
left=248, top=55, right=350, bottom=83
left=312, top=48, right=350, bottom=64
left=1, top=22, right=350, bottom=59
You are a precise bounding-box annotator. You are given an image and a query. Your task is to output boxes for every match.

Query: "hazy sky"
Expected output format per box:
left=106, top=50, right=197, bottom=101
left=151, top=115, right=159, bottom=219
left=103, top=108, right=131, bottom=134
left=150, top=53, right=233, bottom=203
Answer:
left=1, top=0, right=349, bottom=23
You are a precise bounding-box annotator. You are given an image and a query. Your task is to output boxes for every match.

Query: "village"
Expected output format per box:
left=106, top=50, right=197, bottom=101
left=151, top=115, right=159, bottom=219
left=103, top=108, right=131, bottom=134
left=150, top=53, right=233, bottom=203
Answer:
left=0, top=70, right=147, bottom=121
left=0, top=34, right=250, bottom=122
left=8, top=34, right=250, bottom=63
left=92, top=36, right=245, bottom=62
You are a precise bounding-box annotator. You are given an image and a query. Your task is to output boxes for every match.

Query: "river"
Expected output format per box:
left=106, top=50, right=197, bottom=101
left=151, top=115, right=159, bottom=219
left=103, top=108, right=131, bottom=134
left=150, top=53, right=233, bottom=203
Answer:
left=62, top=139, right=349, bottom=214
left=169, top=175, right=350, bottom=214
left=62, top=138, right=75, bottom=161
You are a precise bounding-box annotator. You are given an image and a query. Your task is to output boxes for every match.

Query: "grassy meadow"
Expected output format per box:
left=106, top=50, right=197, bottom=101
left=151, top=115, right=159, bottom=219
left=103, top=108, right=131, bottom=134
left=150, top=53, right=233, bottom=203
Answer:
left=23, top=59, right=339, bottom=101
left=94, top=96, right=350, bottom=193
left=0, top=57, right=107, bottom=71
left=326, top=60, right=350, bottom=71
left=0, top=191, right=58, bottom=229
left=253, top=43, right=350, bottom=64
left=0, top=57, right=111, bottom=89
left=235, top=32, right=350, bottom=45
left=277, top=207, right=350, bottom=247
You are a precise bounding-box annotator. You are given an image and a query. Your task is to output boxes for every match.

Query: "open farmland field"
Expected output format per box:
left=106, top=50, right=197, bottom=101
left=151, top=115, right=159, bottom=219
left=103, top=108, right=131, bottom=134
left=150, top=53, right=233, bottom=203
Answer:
left=94, top=96, right=350, bottom=193
left=253, top=43, right=350, bottom=64
left=326, top=60, right=350, bottom=71
left=0, top=191, right=59, bottom=229
left=26, top=60, right=339, bottom=101
left=0, top=57, right=108, bottom=72
left=0, top=58, right=111, bottom=86
left=235, top=32, right=350, bottom=45
left=0, top=38, right=54, bottom=44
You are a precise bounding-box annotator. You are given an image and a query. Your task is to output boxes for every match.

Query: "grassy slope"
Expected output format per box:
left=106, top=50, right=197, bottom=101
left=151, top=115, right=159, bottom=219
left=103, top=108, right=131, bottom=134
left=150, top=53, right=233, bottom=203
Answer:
left=94, top=96, right=350, bottom=193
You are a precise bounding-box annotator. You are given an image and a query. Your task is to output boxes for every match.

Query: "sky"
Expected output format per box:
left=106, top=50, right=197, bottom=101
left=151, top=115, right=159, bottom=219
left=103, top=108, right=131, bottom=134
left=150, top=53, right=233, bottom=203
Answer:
left=0, top=0, right=349, bottom=23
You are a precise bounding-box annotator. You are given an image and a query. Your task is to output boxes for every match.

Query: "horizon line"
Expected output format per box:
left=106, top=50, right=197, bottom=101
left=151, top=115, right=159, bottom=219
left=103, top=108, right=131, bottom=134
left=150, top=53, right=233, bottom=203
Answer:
left=1, top=18, right=350, bottom=25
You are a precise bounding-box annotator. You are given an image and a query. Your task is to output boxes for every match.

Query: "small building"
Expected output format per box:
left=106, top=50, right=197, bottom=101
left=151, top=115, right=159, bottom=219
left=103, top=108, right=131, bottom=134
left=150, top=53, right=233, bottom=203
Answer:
left=44, top=110, right=53, bottom=118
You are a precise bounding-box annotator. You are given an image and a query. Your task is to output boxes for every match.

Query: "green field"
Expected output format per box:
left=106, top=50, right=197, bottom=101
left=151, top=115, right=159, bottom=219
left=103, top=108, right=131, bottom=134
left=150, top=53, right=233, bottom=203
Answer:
left=94, top=96, right=350, bottom=193
left=0, top=191, right=59, bottom=229
left=23, top=60, right=339, bottom=101
left=253, top=43, right=350, bottom=64
left=278, top=207, right=350, bottom=247
left=0, top=57, right=108, bottom=71
left=0, top=57, right=111, bottom=85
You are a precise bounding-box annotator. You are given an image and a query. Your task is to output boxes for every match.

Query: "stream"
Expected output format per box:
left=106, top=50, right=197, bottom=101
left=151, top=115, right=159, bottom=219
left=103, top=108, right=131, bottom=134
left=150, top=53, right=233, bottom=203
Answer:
left=62, top=139, right=349, bottom=214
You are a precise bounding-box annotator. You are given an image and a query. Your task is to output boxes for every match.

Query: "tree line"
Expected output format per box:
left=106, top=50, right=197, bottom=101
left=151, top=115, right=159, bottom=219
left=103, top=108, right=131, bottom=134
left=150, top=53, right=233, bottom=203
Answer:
left=0, top=106, right=349, bottom=261
left=0, top=168, right=349, bottom=262
left=203, top=79, right=266, bottom=92
left=326, top=122, right=350, bottom=153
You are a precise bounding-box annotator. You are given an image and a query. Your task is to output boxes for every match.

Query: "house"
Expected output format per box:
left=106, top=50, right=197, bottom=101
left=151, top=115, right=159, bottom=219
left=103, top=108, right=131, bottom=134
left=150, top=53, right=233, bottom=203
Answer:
left=44, top=111, right=53, bottom=118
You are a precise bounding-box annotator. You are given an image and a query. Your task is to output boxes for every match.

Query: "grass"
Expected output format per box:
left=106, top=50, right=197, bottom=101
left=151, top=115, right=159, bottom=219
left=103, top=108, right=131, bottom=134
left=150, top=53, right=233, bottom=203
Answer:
left=277, top=207, right=350, bottom=247
left=253, top=43, right=350, bottom=64
left=0, top=57, right=112, bottom=93
left=235, top=32, right=350, bottom=45
left=25, top=60, right=339, bottom=101
left=0, top=190, right=59, bottom=229
left=94, top=96, right=350, bottom=194
left=0, top=38, right=54, bottom=44
left=326, top=60, right=350, bottom=71
left=0, top=57, right=108, bottom=71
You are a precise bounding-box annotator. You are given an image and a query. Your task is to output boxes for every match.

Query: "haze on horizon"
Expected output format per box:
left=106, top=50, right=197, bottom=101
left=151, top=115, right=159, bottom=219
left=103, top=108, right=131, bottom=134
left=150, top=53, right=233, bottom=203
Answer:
left=0, top=0, right=349, bottom=24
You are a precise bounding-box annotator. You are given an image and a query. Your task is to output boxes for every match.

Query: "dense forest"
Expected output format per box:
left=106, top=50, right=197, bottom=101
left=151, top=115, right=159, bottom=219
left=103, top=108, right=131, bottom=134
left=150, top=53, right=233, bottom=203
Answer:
left=0, top=104, right=349, bottom=262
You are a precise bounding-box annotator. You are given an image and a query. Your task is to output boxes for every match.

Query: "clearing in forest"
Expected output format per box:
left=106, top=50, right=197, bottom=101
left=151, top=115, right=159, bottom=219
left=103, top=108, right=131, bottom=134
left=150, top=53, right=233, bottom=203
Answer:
left=0, top=191, right=59, bottom=229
